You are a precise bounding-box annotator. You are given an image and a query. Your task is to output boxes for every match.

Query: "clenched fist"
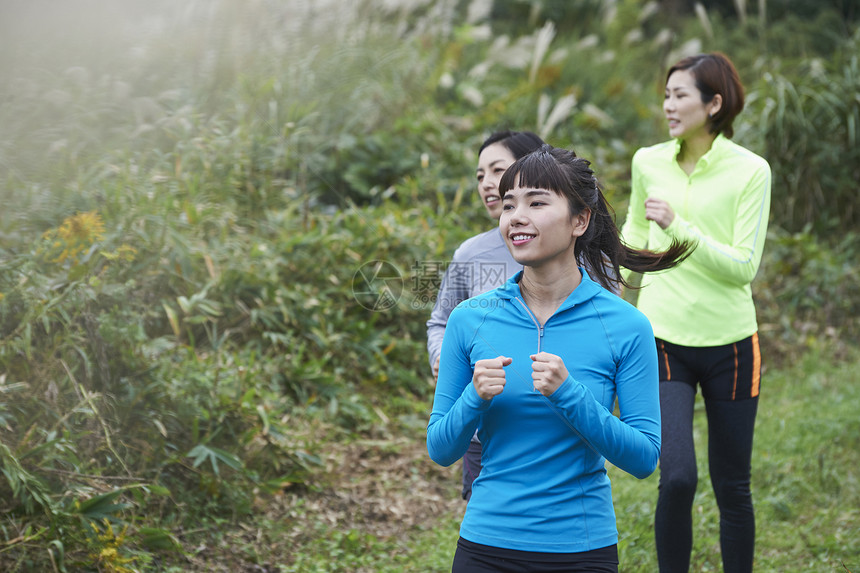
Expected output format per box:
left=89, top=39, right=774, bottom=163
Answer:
left=473, top=356, right=513, bottom=400
left=531, top=352, right=570, bottom=396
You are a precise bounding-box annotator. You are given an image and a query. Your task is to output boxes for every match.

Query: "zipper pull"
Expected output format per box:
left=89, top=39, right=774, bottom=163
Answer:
left=537, top=325, right=544, bottom=354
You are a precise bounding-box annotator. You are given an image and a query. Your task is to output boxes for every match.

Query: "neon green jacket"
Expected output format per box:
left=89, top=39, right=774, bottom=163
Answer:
left=621, top=135, right=772, bottom=347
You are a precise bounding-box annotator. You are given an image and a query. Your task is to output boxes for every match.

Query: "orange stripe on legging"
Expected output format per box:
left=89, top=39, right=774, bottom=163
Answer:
left=751, top=332, right=761, bottom=397
left=659, top=341, right=671, bottom=381
left=732, top=342, right=739, bottom=400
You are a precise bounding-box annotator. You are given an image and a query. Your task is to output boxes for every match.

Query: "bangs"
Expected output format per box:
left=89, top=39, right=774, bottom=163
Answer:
left=499, top=149, right=569, bottom=196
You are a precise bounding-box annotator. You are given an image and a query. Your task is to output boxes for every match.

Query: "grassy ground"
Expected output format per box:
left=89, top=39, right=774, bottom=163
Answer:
left=611, top=346, right=860, bottom=572
left=160, top=346, right=860, bottom=572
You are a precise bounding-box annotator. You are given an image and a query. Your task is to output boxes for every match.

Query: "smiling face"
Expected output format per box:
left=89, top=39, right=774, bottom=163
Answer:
left=476, top=142, right=517, bottom=220
left=499, top=182, right=589, bottom=270
left=664, top=69, right=721, bottom=142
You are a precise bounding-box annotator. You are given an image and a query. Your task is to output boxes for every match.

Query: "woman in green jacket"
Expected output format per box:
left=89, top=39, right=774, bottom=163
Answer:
left=621, top=52, right=771, bottom=573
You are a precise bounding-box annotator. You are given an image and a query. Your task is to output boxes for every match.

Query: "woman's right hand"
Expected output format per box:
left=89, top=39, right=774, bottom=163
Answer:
left=473, top=356, right=513, bottom=400
left=644, top=197, right=676, bottom=230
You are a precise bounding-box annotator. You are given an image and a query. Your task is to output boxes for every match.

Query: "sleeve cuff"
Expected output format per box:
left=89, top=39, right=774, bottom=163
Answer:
left=663, top=213, right=689, bottom=242
left=462, top=380, right=493, bottom=410
left=548, top=374, right=579, bottom=404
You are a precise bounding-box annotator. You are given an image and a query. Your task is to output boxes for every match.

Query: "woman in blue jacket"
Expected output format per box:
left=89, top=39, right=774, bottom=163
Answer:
left=427, top=145, right=691, bottom=572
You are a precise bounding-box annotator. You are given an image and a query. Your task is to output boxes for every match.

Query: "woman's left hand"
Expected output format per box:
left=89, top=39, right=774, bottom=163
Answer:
left=530, top=352, right=569, bottom=397
left=644, top=197, right=675, bottom=230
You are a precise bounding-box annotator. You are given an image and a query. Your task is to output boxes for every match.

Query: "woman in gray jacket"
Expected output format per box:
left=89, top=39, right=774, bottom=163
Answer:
left=426, top=130, right=546, bottom=500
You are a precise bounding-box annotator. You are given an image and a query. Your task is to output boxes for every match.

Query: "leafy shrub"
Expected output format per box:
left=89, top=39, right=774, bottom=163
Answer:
left=755, top=229, right=860, bottom=360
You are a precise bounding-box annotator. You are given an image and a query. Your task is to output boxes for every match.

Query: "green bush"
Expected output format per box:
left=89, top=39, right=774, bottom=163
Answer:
left=755, top=228, right=860, bottom=360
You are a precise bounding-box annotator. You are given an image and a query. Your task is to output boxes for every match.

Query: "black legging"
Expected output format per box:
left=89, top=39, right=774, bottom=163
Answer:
left=452, top=538, right=618, bottom=573
left=655, top=381, right=758, bottom=572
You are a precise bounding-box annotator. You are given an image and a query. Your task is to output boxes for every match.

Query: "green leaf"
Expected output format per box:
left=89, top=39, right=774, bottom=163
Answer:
left=74, top=489, right=131, bottom=521
left=146, top=484, right=171, bottom=497
left=139, top=527, right=182, bottom=551
left=187, top=444, right=243, bottom=476
left=162, top=302, right=180, bottom=338
left=47, top=540, right=66, bottom=573
left=256, top=404, right=270, bottom=436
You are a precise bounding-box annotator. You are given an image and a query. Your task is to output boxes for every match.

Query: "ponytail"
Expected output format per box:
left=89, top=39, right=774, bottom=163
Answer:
left=499, top=145, right=693, bottom=291
left=578, top=183, right=692, bottom=292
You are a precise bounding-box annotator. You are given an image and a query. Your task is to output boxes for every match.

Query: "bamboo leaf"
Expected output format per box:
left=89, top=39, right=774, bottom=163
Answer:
left=75, top=490, right=131, bottom=520
left=162, top=302, right=181, bottom=338
left=187, top=444, right=243, bottom=476
left=140, top=527, right=182, bottom=551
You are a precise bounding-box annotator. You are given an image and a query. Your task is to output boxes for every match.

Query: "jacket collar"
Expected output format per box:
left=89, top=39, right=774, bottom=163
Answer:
left=672, top=133, right=728, bottom=169
left=497, top=268, right=602, bottom=311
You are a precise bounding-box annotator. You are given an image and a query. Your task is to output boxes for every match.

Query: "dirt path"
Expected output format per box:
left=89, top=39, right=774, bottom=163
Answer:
left=283, top=435, right=463, bottom=540
left=178, top=429, right=464, bottom=571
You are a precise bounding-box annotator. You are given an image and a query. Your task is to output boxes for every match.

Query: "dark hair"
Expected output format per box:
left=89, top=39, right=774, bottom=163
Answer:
left=479, top=130, right=546, bottom=161
left=499, top=145, right=693, bottom=291
left=667, top=52, right=744, bottom=138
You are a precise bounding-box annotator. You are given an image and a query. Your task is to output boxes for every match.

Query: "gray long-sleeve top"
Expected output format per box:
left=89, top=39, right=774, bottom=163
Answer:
left=425, top=228, right=521, bottom=370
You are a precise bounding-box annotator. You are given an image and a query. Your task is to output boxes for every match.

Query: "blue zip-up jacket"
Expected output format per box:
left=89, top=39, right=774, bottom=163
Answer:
left=427, top=270, right=660, bottom=553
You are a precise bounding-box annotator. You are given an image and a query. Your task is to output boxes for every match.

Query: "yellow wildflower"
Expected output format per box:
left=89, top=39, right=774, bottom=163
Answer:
left=40, top=211, right=106, bottom=265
